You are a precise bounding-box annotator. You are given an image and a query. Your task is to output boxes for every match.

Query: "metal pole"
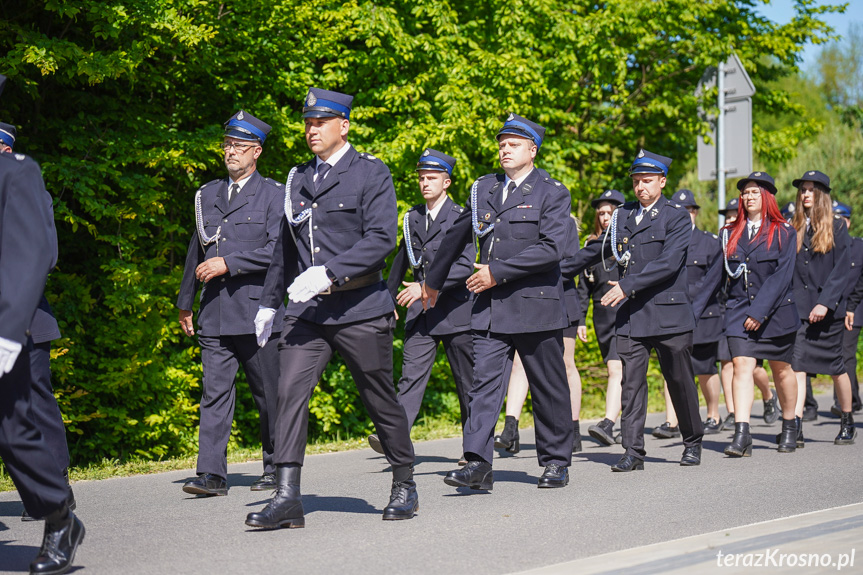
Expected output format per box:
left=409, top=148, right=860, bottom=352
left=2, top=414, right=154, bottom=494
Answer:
left=717, top=60, right=726, bottom=232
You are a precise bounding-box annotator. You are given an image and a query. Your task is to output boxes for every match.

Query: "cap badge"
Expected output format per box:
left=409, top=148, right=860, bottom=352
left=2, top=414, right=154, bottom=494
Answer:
left=507, top=113, right=514, bottom=121
left=605, top=191, right=612, bottom=197
left=423, top=150, right=430, bottom=157
left=679, top=192, right=685, bottom=200
left=307, top=92, right=317, bottom=106
left=808, top=171, right=815, bottom=175
left=754, top=172, right=762, bottom=176
left=237, top=111, right=244, bottom=120
left=833, top=200, right=838, bottom=207
left=637, top=149, right=645, bottom=158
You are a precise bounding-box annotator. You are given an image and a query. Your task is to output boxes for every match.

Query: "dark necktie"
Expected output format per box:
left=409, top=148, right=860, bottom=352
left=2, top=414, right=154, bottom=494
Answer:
left=315, top=162, right=331, bottom=190
left=503, top=181, right=516, bottom=204
left=426, top=212, right=433, bottom=231
left=229, top=183, right=239, bottom=204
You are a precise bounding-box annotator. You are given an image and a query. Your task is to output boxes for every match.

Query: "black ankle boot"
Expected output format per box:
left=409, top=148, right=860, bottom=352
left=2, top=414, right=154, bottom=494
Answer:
left=245, top=465, right=304, bottom=529
left=29, top=505, right=85, bottom=575
left=383, top=466, right=418, bottom=520
left=724, top=422, right=752, bottom=457
left=777, top=418, right=798, bottom=453
left=572, top=420, right=582, bottom=453
left=494, top=416, right=520, bottom=453
left=835, top=412, right=857, bottom=445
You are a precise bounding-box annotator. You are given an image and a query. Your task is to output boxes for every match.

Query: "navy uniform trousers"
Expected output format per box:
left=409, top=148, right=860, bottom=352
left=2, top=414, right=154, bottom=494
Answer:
left=425, top=168, right=574, bottom=467
left=262, top=145, right=415, bottom=469
left=0, top=152, right=67, bottom=518
left=399, top=321, right=473, bottom=429
left=197, top=334, right=279, bottom=478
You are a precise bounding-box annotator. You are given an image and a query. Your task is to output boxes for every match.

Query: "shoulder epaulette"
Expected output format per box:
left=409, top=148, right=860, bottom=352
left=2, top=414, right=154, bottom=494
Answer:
left=712, top=233, right=719, bottom=239
left=262, top=177, right=283, bottom=188
left=542, top=176, right=563, bottom=187
left=453, top=204, right=464, bottom=213
left=359, top=152, right=380, bottom=162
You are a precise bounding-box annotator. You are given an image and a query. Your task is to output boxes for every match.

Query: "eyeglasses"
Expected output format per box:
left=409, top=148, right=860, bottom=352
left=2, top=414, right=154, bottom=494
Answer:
left=221, top=141, right=258, bottom=153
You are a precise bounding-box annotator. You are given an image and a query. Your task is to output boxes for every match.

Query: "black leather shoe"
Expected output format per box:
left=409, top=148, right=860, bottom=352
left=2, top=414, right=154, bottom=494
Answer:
left=182, top=473, right=227, bottom=496
left=652, top=422, right=680, bottom=439
left=382, top=479, right=419, bottom=520
left=368, top=434, right=384, bottom=454
left=250, top=473, right=276, bottom=491
left=246, top=466, right=304, bottom=529
left=763, top=392, right=780, bottom=425
left=802, top=405, right=818, bottom=421
left=835, top=412, right=857, bottom=445
left=724, top=422, right=752, bottom=457
left=494, top=416, right=520, bottom=454
left=680, top=445, right=702, bottom=466
left=588, top=418, right=616, bottom=446
left=777, top=418, right=798, bottom=453
left=702, top=417, right=721, bottom=435
left=29, top=506, right=85, bottom=575
left=23, top=471, right=75, bottom=522
left=611, top=455, right=644, bottom=472
left=444, top=460, right=493, bottom=490
left=538, top=464, right=569, bottom=488
left=719, top=412, right=735, bottom=432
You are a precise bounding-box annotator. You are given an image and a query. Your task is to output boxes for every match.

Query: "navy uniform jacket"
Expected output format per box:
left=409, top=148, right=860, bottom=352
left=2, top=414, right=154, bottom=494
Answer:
left=575, top=231, right=620, bottom=335
left=559, top=217, right=584, bottom=325
left=425, top=168, right=570, bottom=334
left=793, top=217, right=851, bottom=320
left=262, top=146, right=397, bottom=324
left=387, top=197, right=475, bottom=335
left=720, top=223, right=799, bottom=338
left=0, top=153, right=56, bottom=346
left=570, top=196, right=694, bottom=338
left=844, top=236, right=863, bottom=328
left=177, top=170, right=286, bottom=336
left=688, top=227, right=723, bottom=344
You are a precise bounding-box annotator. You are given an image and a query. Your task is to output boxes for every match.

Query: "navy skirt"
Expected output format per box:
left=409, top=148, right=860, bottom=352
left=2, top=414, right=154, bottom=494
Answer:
left=791, top=317, right=847, bottom=375
left=691, top=342, right=718, bottom=375
left=727, top=331, right=796, bottom=363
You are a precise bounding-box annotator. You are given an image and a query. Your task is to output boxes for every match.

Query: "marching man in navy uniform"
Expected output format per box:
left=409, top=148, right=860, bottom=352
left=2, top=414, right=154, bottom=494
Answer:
left=1, top=124, right=76, bottom=520
left=177, top=110, right=284, bottom=496
left=422, top=113, right=575, bottom=490
left=248, top=88, right=418, bottom=528
left=835, top=201, right=863, bottom=414
left=0, top=74, right=85, bottom=575
left=367, top=148, right=475, bottom=458
left=570, top=150, right=704, bottom=471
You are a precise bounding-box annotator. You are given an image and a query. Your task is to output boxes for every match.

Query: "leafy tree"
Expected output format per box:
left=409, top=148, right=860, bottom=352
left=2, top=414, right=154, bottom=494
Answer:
left=0, top=0, right=841, bottom=465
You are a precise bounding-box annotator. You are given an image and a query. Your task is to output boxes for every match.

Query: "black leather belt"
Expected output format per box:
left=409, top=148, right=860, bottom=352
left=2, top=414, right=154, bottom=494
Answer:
left=322, top=271, right=383, bottom=295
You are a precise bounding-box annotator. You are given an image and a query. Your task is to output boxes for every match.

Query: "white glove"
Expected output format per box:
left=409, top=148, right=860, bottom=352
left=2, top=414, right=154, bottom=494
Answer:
left=254, top=307, right=277, bottom=348
left=287, top=266, right=333, bottom=303
left=0, top=337, right=23, bottom=376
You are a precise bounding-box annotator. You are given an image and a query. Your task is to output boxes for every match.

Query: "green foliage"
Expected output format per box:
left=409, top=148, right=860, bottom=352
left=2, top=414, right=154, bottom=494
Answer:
left=0, top=0, right=838, bottom=466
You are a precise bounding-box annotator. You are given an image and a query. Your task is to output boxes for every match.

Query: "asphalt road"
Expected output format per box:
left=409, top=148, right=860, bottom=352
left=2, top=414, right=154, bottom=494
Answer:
left=1, top=393, right=861, bottom=575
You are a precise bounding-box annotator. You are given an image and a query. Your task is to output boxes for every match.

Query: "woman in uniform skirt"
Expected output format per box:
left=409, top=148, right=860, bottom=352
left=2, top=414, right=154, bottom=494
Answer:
left=720, top=172, right=800, bottom=456
left=716, top=198, right=779, bottom=432
left=789, top=171, right=857, bottom=445
left=577, top=190, right=625, bottom=446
